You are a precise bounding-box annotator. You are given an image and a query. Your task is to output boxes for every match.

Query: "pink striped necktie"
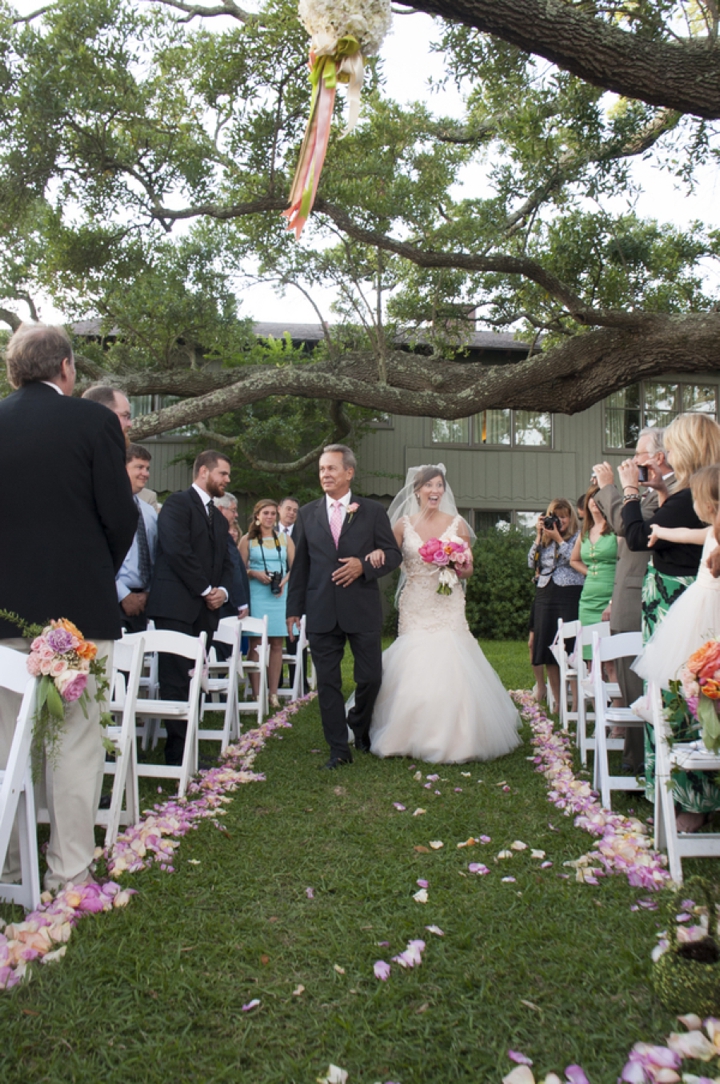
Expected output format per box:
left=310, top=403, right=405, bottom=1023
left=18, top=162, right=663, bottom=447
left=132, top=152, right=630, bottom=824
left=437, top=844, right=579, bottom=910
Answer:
left=330, top=501, right=343, bottom=548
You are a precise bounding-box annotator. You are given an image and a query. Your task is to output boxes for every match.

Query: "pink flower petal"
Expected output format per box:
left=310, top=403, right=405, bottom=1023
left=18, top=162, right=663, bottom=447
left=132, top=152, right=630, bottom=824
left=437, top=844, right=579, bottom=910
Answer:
left=508, top=1051, right=533, bottom=1065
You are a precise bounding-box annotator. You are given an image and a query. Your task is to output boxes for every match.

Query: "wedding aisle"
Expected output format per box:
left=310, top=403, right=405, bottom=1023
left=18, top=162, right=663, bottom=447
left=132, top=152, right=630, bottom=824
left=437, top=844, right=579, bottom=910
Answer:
left=0, top=644, right=696, bottom=1083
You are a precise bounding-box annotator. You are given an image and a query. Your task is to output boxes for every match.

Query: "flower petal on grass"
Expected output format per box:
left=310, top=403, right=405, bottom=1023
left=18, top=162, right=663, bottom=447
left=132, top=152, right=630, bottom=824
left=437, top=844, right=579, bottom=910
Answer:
left=564, top=1067, right=590, bottom=1084
left=502, top=876, right=517, bottom=883
left=425, top=925, right=444, bottom=936
left=416, top=878, right=429, bottom=888
left=413, top=888, right=429, bottom=903
left=498, top=850, right=513, bottom=859
left=242, top=999, right=260, bottom=1011
left=509, top=1050, right=533, bottom=1065
left=468, top=863, right=489, bottom=875
left=392, top=803, right=406, bottom=811
left=333, top=964, right=346, bottom=975
left=374, top=960, right=391, bottom=981
left=317, top=1065, right=348, bottom=1084
left=667, top=1029, right=715, bottom=1059
left=305, top=887, right=315, bottom=899
left=292, top=984, right=305, bottom=996
left=412, top=809, right=426, bottom=817
left=531, top=850, right=546, bottom=860
left=511, top=841, right=528, bottom=851
left=677, top=1013, right=703, bottom=1031
left=429, top=841, right=444, bottom=850
left=502, top=1067, right=535, bottom=1084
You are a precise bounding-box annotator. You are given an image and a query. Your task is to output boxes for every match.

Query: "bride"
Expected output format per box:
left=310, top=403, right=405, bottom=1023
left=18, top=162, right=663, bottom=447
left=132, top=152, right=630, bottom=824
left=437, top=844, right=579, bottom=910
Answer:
left=367, top=464, right=521, bottom=763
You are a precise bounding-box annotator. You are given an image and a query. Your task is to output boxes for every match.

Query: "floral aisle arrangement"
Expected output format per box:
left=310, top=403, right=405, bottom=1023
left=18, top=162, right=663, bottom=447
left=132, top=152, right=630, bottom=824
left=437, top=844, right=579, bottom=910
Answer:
left=670, top=637, right=720, bottom=754
left=0, top=693, right=316, bottom=990
left=283, top=0, right=392, bottom=238
left=0, top=610, right=111, bottom=770
left=511, top=690, right=671, bottom=890
left=418, top=536, right=472, bottom=595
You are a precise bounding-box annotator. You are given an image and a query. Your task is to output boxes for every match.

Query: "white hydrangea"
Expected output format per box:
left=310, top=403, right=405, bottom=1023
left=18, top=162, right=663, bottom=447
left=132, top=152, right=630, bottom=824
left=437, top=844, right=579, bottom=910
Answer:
left=298, top=0, right=392, bottom=56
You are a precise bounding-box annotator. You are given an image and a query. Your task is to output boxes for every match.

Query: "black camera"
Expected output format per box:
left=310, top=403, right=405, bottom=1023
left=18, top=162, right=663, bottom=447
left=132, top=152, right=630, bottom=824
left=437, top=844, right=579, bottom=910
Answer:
left=543, top=514, right=561, bottom=531
left=637, top=464, right=649, bottom=483
left=269, top=571, right=283, bottom=595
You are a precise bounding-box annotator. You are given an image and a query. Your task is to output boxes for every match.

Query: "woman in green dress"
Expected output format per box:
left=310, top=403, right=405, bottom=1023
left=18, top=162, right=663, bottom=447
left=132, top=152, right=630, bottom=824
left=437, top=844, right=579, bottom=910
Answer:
left=570, top=484, right=618, bottom=660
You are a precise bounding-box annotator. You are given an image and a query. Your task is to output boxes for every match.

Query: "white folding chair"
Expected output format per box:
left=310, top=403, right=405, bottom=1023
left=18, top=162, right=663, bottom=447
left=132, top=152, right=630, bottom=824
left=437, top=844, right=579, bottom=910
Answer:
left=651, top=682, right=720, bottom=884
left=575, top=620, right=616, bottom=764
left=199, top=617, right=242, bottom=752
left=0, top=646, right=41, bottom=911
left=238, top=616, right=269, bottom=725
left=277, top=615, right=315, bottom=702
left=550, top=618, right=581, bottom=731
left=591, top=630, right=646, bottom=809
left=98, top=637, right=144, bottom=847
left=122, top=629, right=207, bottom=798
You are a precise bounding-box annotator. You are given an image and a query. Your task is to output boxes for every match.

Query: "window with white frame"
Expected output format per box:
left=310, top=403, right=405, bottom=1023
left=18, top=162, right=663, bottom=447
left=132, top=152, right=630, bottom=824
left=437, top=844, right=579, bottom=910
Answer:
left=431, top=409, right=552, bottom=447
left=605, top=382, right=718, bottom=450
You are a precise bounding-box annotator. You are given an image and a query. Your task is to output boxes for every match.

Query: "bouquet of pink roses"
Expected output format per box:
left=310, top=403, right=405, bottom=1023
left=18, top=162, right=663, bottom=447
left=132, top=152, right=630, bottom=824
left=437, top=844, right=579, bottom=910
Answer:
left=0, top=610, right=112, bottom=771
left=417, top=536, right=472, bottom=595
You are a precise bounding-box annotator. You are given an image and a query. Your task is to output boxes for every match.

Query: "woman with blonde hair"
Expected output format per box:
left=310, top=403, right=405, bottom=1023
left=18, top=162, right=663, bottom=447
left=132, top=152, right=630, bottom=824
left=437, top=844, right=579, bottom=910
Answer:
left=239, top=499, right=294, bottom=710
left=619, top=413, right=720, bottom=830
left=527, top=498, right=585, bottom=706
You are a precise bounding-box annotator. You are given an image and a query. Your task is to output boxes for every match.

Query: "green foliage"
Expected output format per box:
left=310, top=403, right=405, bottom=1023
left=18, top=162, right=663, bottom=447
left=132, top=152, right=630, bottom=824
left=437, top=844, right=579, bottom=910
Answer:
left=466, top=525, right=536, bottom=640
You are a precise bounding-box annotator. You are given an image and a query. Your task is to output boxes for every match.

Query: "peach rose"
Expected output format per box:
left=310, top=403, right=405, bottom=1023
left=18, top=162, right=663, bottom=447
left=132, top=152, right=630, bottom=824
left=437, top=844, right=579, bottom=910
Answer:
left=688, top=640, right=720, bottom=682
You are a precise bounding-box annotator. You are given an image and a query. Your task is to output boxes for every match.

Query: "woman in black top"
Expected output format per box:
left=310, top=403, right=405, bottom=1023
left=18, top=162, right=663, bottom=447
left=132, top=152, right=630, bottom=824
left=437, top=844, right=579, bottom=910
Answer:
left=618, top=412, right=720, bottom=829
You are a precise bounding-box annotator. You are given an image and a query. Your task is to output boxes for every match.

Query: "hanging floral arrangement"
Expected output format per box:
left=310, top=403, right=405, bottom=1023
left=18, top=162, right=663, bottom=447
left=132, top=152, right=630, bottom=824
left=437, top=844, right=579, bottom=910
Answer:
left=283, top=0, right=392, bottom=239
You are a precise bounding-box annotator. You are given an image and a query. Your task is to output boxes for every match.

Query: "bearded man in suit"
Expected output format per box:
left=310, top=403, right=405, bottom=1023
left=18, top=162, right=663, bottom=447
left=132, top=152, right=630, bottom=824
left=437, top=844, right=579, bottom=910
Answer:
left=286, top=445, right=402, bottom=769
left=146, top=450, right=234, bottom=766
left=0, top=322, right=137, bottom=890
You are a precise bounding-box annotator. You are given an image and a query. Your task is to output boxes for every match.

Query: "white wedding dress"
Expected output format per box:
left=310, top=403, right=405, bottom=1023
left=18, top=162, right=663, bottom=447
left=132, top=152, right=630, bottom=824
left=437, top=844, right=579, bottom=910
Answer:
left=633, top=530, right=720, bottom=688
left=369, top=516, right=522, bottom=763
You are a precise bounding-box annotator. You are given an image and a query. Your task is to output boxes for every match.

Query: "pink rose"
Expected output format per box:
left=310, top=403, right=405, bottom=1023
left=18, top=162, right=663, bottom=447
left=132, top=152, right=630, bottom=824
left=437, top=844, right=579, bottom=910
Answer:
left=39, top=658, right=54, bottom=676
left=55, top=669, right=88, bottom=702
left=38, top=644, right=54, bottom=661
left=432, top=550, right=450, bottom=566
left=30, top=637, right=44, bottom=652
left=418, top=537, right=442, bottom=560
left=26, top=653, right=42, bottom=677
left=347, top=502, right=360, bottom=514
left=49, top=658, right=69, bottom=678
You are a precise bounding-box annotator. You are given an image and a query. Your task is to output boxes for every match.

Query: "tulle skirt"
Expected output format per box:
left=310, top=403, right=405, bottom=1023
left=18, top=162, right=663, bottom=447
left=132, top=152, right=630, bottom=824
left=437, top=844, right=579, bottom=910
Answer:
left=369, top=628, right=522, bottom=763
left=633, top=580, right=720, bottom=688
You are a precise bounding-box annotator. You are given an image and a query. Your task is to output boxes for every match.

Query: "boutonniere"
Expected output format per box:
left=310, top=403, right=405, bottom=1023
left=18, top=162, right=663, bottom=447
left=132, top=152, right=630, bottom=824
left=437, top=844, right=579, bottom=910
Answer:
left=347, top=502, right=360, bottom=523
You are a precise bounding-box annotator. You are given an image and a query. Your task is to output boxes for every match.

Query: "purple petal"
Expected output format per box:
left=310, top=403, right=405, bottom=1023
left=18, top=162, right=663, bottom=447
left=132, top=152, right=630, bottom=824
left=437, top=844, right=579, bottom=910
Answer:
left=508, top=1050, right=533, bottom=1065
left=565, top=1067, right=590, bottom=1084
left=373, top=960, right=391, bottom=981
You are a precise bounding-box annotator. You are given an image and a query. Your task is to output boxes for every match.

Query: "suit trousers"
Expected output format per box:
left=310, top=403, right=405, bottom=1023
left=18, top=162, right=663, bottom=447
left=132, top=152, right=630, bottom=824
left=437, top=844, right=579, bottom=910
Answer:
left=0, top=637, right=111, bottom=890
left=309, top=625, right=382, bottom=757
left=154, top=613, right=215, bottom=766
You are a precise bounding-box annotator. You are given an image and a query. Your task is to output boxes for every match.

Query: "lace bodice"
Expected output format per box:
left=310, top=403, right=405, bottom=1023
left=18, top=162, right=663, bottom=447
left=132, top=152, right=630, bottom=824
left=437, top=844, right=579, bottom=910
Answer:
left=398, top=516, right=471, bottom=635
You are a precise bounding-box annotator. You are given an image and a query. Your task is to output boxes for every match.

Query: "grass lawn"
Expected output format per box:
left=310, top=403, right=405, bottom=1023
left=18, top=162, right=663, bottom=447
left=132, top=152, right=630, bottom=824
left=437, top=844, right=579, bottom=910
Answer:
left=0, top=640, right=695, bottom=1083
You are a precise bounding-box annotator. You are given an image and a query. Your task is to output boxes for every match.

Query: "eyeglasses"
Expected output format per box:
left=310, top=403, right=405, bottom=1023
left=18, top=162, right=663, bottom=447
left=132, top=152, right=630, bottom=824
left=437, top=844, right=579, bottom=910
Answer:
left=117, top=412, right=132, bottom=421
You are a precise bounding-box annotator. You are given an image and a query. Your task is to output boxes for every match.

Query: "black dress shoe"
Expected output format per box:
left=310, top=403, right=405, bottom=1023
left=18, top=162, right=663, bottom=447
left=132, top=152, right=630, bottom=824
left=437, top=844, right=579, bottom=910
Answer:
left=354, top=733, right=371, bottom=753
left=320, top=754, right=353, bottom=770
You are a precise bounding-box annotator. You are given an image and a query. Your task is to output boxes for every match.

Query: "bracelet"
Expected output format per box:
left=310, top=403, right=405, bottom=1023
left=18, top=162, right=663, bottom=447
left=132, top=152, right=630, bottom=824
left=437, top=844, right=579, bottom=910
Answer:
left=622, top=493, right=640, bottom=503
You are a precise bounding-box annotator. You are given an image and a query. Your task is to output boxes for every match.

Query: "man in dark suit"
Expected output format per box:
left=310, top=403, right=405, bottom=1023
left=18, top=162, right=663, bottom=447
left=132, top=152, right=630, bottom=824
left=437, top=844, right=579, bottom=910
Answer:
left=146, top=450, right=234, bottom=765
left=286, top=445, right=402, bottom=769
left=0, top=322, right=137, bottom=890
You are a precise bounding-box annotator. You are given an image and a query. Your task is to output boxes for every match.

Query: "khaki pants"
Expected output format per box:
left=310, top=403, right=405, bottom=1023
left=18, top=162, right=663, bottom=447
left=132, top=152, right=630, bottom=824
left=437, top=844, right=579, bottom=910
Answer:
left=0, top=637, right=112, bottom=891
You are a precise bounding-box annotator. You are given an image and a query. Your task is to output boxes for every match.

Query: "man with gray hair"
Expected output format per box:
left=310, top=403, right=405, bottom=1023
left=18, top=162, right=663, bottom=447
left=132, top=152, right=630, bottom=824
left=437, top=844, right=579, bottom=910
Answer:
left=593, top=426, right=674, bottom=772
left=82, top=384, right=133, bottom=443
left=287, top=444, right=402, bottom=768
left=0, top=322, right=137, bottom=889
left=215, top=492, right=250, bottom=626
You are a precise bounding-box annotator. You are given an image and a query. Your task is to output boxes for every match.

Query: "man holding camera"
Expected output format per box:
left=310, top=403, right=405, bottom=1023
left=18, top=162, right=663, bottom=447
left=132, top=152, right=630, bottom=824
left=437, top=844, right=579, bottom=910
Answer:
left=593, top=427, right=673, bottom=772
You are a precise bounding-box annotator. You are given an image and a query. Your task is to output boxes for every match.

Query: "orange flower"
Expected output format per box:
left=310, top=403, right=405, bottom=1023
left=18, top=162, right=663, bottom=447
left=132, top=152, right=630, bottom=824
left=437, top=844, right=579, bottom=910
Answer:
left=701, top=678, right=720, bottom=700
left=76, top=640, right=97, bottom=661
left=57, top=618, right=83, bottom=640
left=687, top=640, right=720, bottom=682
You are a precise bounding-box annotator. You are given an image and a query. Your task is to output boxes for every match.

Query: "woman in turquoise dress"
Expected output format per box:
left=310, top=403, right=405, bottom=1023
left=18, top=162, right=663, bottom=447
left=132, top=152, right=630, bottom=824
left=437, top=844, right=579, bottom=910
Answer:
left=570, top=484, right=618, bottom=660
left=239, top=499, right=294, bottom=710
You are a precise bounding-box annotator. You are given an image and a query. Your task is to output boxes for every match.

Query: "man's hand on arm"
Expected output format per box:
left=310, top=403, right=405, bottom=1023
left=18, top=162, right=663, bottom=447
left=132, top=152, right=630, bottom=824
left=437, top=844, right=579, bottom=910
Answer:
left=332, top=556, right=364, bottom=587
left=121, top=592, right=147, bottom=616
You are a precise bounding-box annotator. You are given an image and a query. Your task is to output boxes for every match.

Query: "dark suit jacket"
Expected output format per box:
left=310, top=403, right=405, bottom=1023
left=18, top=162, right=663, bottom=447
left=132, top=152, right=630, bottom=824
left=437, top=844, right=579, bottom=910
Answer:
left=287, top=495, right=402, bottom=635
left=220, top=536, right=250, bottom=618
left=146, top=487, right=234, bottom=629
left=0, top=382, right=137, bottom=641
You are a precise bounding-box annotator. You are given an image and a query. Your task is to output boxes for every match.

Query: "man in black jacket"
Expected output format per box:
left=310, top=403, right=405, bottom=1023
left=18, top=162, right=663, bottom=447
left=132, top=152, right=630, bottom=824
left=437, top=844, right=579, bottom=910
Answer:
left=0, top=322, right=137, bottom=889
left=146, top=450, right=234, bottom=765
left=286, top=445, right=401, bottom=769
